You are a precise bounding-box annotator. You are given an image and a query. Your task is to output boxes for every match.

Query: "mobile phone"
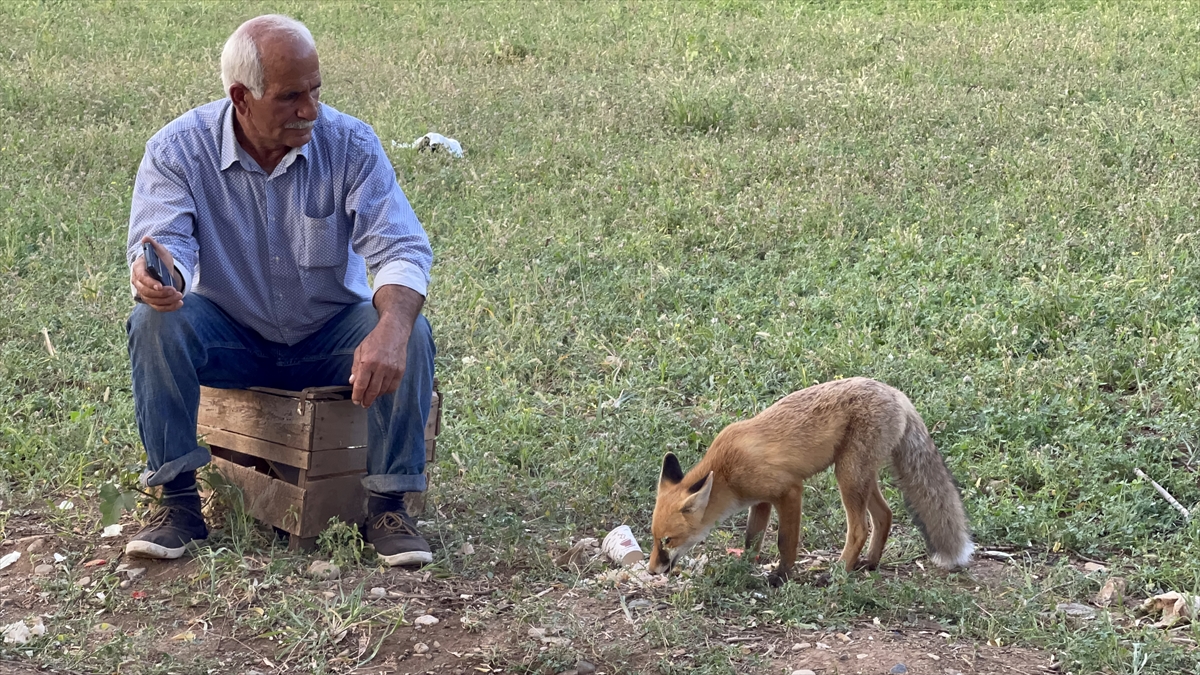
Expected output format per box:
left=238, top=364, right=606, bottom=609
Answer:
left=143, top=241, right=175, bottom=290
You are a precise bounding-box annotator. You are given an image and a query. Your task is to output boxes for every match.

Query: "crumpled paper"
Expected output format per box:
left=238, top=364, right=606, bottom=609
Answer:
left=2, top=617, right=46, bottom=645
left=1138, top=592, right=1200, bottom=628
left=396, top=133, right=464, bottom=158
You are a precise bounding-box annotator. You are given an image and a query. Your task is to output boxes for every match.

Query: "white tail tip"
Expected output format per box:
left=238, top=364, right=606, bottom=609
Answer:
left=931, top=540, right=974, bottom=570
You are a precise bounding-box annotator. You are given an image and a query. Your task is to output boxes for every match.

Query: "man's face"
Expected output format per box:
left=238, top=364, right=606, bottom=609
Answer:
left=236, top=36, right=322, bottom=149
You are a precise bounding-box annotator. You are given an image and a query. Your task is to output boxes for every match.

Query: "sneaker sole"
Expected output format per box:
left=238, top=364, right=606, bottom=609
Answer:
left=378, top=550, right=433, bottom=567
left=124, top=539, right=204, bottom=560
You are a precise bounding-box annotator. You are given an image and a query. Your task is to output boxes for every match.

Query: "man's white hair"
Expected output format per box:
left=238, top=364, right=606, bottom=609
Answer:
left=220, top=14, right=315, bottom=99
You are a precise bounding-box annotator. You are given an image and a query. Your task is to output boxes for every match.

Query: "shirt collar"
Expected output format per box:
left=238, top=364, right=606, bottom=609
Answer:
left=219, top=99, right=314, bottom=173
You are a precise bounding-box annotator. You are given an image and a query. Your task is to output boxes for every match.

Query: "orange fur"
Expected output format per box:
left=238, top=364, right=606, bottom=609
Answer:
left=649, top=377, right=973, bottom=582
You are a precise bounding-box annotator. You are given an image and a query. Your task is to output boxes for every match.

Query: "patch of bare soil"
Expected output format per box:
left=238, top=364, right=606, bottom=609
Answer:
left=0, top=512, right=1063, bottom=675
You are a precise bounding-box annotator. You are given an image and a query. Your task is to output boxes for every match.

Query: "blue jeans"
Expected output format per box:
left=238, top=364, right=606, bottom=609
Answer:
left=126, top=294, right=435, bottom=495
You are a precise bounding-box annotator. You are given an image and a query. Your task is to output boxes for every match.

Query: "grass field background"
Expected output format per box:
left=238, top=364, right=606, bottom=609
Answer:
left=3, top=1, right=1200, bottom=673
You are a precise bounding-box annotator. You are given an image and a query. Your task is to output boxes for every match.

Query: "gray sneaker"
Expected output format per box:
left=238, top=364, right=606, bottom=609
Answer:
left=365, top=510, right=433, bottom=566
left=124, top=503, right=208, bottom=559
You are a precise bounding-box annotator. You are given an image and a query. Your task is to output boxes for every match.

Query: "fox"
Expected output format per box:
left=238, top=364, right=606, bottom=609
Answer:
left=649, top=377, right=973, bottom=583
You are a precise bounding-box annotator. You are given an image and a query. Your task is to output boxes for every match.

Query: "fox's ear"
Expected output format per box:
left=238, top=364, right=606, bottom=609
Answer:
left=660, top=453, right=684, bottom=486
left=680, top=471, right=714, bottom=514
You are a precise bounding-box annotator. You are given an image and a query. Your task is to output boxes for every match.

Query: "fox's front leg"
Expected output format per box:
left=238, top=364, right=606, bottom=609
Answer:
left=744, top=502, right=772, bottom=561
left=769, top=485, right=804, bottom=586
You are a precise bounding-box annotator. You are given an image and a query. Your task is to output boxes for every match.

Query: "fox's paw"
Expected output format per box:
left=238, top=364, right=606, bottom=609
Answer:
left=767, top=572, right=788, bottom=588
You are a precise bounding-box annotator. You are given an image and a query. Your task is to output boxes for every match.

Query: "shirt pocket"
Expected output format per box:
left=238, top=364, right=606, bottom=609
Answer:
left=300, top=214, right=344, bottom=268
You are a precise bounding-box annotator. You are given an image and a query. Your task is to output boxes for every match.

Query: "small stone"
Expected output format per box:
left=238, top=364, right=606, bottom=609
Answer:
left=433, top=641, right=440, bottom=649
left=891, top=664, right=909, bottom=674
left=25, top=539, right=45, bottom=554
left=1056, top=602, right=1097, bottom=619
left=119, top=580, right=130, bottom=589
left=792, top=642, right=811, bottom=651
left=791, top=670, right=817, bottom=675
left=306, top=561, right=340, bottom=580
left=528, top=627, right=547, bottom=639
left=33, top=564, right=54, bottom=577
left=575, top=661, right=596, bottom=675
left=369, top=587, right=387, bottom=599
left=414, top=642, right=430, bottom=654
left=76, top=576, right=91, bottom=587
left=857, top=654, right=868, bottom=659
left=1083, top=562, right=1106, bottom=573
left=835, top=632, right=851, bottom=643
left=627, top=599, right=652, bottom=610
left=124, top=567, right=146, bottom=581
left=414, top=614, right=439, bottom=627
left=458, top=542, right=475, bottom=556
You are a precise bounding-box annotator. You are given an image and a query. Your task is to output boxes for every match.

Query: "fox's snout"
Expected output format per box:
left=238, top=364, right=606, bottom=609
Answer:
left=648, top=545, right=675, bottom=575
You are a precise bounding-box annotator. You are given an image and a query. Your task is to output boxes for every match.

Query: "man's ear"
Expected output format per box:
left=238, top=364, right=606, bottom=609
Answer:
left=659, top=452, right=684, bottom=487
left=680, top=471, right=714, bottom=514
left=229, top=83, right=251, bottom=115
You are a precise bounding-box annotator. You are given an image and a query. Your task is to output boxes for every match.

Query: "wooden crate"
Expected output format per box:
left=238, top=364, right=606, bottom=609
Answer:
left=198, top=383, right=442, bottom=550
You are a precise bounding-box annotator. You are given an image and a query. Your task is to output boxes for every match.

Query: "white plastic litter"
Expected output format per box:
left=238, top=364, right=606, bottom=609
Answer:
left=0, top=551, right=19, bottom=570
left=57, top=500, right=74, bottom=510
left=399, top=133, right=464, bottom=157
left=2, top=618, right=44, bottom=645
left=100, top=524, right=123, bottom=538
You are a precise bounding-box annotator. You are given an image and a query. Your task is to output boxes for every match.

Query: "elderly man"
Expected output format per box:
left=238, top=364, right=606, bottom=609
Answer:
left=124, top=14, right=435, bottom=566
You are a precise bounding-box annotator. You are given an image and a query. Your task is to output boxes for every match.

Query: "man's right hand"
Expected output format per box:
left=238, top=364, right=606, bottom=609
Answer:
left=132, top=236, right=184, bottom=312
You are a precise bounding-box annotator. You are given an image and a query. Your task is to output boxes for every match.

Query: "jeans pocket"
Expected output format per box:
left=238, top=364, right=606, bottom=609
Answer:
left=301, top=215, right=344, bottom=268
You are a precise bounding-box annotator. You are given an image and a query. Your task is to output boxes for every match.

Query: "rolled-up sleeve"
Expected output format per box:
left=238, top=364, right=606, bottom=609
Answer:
left=127, top=142, right=199, bottom=295
left=345, top=130, right=433, bottom=298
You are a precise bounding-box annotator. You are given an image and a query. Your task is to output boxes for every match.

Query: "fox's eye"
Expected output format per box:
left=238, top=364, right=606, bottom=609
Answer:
left=661, top=537, right=672, bottom=548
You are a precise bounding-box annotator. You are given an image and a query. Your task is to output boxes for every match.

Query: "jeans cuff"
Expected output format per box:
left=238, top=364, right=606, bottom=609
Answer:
left=139, top=447, right=212, bottom=488
left=362, top=472, right=426, bottom=494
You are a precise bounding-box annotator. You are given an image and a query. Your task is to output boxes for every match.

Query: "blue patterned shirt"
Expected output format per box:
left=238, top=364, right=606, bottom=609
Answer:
left=127, top=99, right=432, bottom=345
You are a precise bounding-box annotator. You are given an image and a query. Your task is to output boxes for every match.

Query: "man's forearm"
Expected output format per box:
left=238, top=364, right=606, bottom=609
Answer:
left=373, top=284, right=424, bottom=332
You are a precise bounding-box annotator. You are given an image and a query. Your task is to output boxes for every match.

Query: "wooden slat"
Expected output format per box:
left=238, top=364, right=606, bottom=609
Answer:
left=299, top=473, right=366, bottom=536
left=425, top=392, right=441, bottom=440
left=199, top=425, right=312, bottom=470
left=311, top=399, right=368, bottom=450
left=211, top=455, right=306, bottom=534
left=247, top=385, right=351, bottom=401
left=199, top=386, right=313, bottom=448
left=307, top=447, right=369, bottom=478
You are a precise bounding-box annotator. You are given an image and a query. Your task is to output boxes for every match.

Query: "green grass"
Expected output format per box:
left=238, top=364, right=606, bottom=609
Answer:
left=4, top=0, right=1200, bottom=673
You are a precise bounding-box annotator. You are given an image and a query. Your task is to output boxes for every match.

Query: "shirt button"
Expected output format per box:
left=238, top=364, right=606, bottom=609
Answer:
left=273, top=256, right=280, bottom=263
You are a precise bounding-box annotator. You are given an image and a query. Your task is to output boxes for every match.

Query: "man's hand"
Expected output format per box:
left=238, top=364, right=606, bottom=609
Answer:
left=350, top=285, right=424, bottom=408
left=132, top=235, right=184, bottom=312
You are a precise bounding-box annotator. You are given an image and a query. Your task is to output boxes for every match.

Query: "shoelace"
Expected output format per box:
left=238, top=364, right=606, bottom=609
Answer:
left=141, top=503, right=195, bottom=528
left=138, top=505, right=179, bottom=530
left=372, top=511, right=419, bottom=536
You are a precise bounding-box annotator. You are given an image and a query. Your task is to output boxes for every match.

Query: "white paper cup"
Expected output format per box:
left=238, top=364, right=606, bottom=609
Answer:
left=602, top=525, right=644, bottom=566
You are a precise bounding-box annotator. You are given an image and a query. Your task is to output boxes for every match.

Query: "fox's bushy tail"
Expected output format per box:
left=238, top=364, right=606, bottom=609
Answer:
left=890, top=409, right=973, bottom=569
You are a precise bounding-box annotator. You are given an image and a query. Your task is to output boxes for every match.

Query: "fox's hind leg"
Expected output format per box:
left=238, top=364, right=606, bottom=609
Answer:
left=835, top=463, right=872, bottom=570
left=744, top=502, right=773, bottom=561
left=863, top=479, right=892, bottom=570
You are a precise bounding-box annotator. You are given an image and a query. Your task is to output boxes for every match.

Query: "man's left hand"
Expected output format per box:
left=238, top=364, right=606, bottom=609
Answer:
left=350, top=285, right=425, bottom=408
left=351, top=320, right=410, bottom=408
